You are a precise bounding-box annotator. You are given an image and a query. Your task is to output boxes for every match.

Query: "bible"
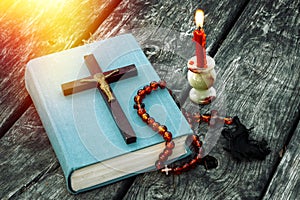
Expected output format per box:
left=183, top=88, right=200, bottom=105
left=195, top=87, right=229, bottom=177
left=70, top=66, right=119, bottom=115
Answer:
left=25, top=34, right=192, bottom=194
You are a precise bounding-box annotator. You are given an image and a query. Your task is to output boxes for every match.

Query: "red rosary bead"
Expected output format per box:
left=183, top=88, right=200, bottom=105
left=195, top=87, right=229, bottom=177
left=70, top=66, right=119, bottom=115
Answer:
left=201, top=114, right=211, bottom=123
left=143, top=85, right=152, bottom=94
left=166, top=141, right=175, bottom=149
left=158, top=80, right=167, bottom=89
left=173, top=167, right=182, bottom=175
left=189, top=158, right=198, bottom=168
left=163, top=148, right=172, bottom=157
left=159, top=152, right=168, bottom=162
left=150, top=81, right=159, bottom=90
left=137, top=89, right=146, bottom=98
left=141, top=113, right=149, bottom=122
left=155, top=160, right=164, bottom=169
left=182, top=163, right=190, bottom=171
left=151, top=122, right=160, bottom=131
left=147, top=117, right=155, bottom=125
left=194, top=140, right=202, bottom=148
left=158, top=125, right=167, bottom=135
left=134, top=95, right=142, bottom=104
left=163, top=131, right=172, bottom=142
left=224, top=117, right=233, bottom=125
left=137, top=108, right=146, bottom=116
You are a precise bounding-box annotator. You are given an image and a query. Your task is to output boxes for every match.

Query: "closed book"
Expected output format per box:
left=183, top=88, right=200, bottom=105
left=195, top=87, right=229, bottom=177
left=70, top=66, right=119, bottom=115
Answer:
left=25, top=34, right=192, bottom=193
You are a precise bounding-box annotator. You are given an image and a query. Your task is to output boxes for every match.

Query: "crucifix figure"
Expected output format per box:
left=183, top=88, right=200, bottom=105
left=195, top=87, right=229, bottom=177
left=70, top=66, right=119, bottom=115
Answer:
left=61, top=54, right=137, bottom=144
left=80, top=69, right=119, bottom=102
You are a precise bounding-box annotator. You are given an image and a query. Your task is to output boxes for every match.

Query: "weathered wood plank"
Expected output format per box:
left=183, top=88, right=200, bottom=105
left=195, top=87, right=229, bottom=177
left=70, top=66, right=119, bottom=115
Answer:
left=15, top=166, right=135, bottom=200
left=262, top=121, right=300, bottom=200
left=123, top=0, right=300, bottom=199
left=0, top=106, right=135, bottom=199
left=0, top=106, right=57, bottom=199
left=0, top=0, right=121, bottom=137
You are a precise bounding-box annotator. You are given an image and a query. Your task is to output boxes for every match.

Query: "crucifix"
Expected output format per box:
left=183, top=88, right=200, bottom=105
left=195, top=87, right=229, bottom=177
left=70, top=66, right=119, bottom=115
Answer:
left=61, top=54, right=137, bottom=144
left=161, top=165, right=172, bottom=175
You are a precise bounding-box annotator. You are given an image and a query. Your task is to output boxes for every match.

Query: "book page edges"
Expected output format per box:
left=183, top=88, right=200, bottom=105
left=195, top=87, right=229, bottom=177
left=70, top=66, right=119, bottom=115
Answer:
left=69, top=135, right=190, bottom=193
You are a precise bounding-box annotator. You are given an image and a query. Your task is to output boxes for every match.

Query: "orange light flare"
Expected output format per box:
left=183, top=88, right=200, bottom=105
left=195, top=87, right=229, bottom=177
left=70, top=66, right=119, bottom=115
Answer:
left=0, top=0, right=98, bottom=63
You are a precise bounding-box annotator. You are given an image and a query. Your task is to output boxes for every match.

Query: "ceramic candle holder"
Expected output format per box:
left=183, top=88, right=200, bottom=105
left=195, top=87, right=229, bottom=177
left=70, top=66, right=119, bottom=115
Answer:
left=187, top=55, right=216, bottom=104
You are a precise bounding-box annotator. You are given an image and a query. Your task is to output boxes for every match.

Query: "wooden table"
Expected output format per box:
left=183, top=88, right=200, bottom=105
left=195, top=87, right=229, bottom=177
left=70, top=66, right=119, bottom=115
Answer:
left=1, top=0, right=299, bottom=199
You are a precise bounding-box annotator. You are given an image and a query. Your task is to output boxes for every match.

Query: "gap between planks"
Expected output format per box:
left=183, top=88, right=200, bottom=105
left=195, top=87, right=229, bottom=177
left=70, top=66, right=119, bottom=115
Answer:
left=259, top=110, right=300, bottom=200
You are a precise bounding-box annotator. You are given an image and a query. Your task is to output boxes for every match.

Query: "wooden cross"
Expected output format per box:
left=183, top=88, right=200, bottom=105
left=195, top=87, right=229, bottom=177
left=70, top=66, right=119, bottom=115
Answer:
left=61, top=54, right=137, bottom=144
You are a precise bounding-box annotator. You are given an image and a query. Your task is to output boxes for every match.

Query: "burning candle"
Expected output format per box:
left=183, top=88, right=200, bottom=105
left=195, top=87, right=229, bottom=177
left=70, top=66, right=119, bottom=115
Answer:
left=193, top=9, right=207, bottom=68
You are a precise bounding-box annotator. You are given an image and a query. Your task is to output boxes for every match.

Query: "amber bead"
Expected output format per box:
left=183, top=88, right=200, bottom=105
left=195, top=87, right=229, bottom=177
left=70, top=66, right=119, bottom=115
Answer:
left=194, top=140, right=202, bottom=148
left=163, top=148, right=173, bottom=156
left=166, top=141, right=175, bottom=149
left=141, top=113, right=149, bottom=122
left=224, top=117, right=233, bottom=125
left=147, top=117, right=155, bottom=125
left=158, top=80, right=167, bottom=89
left=151, top=122, right=160, bottom=131
left=134, top=95, right=142, bottom=104
left=201, top=114, right=211, bottom=123
left=189, top=158, right=198, bottom=167
left=163, top=131, right=172, bottom=142
left=137, top=108, right=146, bottom=116
left=173, top=167, right=182, bottom=175
left=158, top=125, right=167, bottom=135
left=192, top=134, right=199, bottom=142
left=182, top=163, right=190, bottom=171
left=158, top=152, right=168, bottom=162
left=137, top=89, right=146, bottom=98
left=150, top=81, right=159, bottom=90
left=155, top=160, right=164, bottom=169
left=143, top=85, right=152, bottom=94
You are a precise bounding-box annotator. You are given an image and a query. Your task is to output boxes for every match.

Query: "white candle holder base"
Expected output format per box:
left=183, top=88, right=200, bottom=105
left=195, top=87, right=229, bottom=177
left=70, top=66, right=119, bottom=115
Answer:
left=187, top=56, right=216, bottom=105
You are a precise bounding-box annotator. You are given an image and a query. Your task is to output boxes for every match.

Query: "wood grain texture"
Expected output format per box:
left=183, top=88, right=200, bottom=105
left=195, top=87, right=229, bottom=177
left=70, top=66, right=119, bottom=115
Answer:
left=0, top=106, right=135, bottom=199
left=14, top=166, right=135, bottom=200
left=262, top=122, right=300, bottom=200
left=0, top=106, right=57, bottom=199
left=123, top=0, right=300, bottom=199
left=0, top=0, right=121, bottom=137
left=91, top=0, right=249, bottom=104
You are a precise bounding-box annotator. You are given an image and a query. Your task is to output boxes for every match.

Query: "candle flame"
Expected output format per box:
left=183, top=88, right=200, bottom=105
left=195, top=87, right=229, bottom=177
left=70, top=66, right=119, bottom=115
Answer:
left=195, top=9, right=204, bottom=28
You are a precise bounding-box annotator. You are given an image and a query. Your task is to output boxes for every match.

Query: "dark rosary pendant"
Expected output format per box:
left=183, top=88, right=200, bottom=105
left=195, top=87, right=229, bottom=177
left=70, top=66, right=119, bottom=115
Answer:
left=222, top=116, right=271, bottom=161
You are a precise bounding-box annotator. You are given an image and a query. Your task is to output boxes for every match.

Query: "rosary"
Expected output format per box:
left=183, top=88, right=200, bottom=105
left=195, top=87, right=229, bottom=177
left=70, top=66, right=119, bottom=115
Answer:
left=133, top=80, right=271, bottom=175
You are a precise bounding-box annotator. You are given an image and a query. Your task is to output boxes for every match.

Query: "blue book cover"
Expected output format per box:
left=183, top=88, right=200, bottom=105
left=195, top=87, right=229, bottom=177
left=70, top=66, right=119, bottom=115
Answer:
left=25, top=34, right=192, bottom=193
